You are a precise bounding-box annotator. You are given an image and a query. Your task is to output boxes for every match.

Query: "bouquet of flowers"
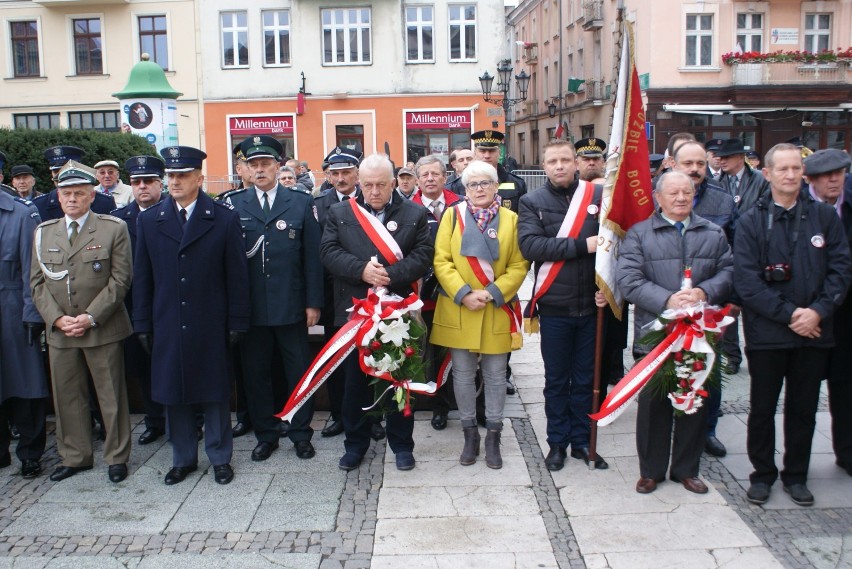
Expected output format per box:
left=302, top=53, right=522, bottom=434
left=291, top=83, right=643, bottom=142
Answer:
left=637, top=303, right=732, bottom=415
left=353, top=289, right=428, bottom=416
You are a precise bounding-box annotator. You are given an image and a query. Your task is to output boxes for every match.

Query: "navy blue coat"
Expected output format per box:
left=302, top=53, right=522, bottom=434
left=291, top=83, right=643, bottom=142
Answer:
left=0, top=192, right=48, bottom=402
left=32, top=188, right=116, bottom=221
left=132, top=192, right=250, bottom=405
left=227, top=185, right=323, bottom=326
left=112, top=193, right=165, bottom=314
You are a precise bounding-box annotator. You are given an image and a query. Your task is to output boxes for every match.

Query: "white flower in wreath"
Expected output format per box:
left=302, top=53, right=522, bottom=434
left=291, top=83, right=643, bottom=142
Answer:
left=378, top=318, right=411, bottom=347
left=374, top=353, right=401, bottom=373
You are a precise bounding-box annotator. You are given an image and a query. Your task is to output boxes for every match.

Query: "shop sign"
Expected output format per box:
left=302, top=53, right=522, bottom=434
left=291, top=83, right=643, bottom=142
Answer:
left=406, top=111, right=471, bottom=130
left=229, top=116, right=294, bottom=135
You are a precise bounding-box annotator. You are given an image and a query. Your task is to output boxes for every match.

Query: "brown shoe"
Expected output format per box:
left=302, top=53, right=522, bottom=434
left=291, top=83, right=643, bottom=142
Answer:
left=678, top=477, right=708, bottom=494
left=636, top=477, right=657, bottom=494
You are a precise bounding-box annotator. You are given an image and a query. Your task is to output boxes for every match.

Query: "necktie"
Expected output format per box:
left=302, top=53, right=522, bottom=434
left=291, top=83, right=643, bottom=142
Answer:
left=674, top=221, right=685, bottom=235
left=262, top=193, right=271, bottom=216
left=69, top=220, right=79, bottom=245
left=431, top=202, right=443, bottom=219
left=179, top=208, right=187, bottom=228
left=342, top=195, right=350, bottom=202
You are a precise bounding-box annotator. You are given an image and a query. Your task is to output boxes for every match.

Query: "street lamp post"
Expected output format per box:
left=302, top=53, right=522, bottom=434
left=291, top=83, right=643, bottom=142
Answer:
left=478, top=59, right=530, bottom=158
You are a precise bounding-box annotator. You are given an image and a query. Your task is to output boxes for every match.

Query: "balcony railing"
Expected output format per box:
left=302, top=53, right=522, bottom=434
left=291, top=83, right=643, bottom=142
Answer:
left=586, top=79, right=608, bottom=101
left=582, top=0, right=604, bottom=31
left=524, top=100, right=539, bottom=116
left=731, top=61, right=849, bottom=85
left=523, top=44, right=538, bottom=65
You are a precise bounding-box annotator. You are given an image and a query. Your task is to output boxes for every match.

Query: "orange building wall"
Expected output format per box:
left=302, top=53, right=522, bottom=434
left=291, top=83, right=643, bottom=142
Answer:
left=203, top=94, right=498, bottom=182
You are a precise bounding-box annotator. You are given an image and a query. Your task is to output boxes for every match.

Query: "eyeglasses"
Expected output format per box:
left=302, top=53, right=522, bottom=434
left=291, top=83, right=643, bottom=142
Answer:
left=466, top=180, right=496, bottom=190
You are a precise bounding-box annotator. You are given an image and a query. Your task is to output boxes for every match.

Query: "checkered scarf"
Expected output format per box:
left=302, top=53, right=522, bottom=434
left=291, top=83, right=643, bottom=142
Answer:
left=465, top=195, right=502, bottom=232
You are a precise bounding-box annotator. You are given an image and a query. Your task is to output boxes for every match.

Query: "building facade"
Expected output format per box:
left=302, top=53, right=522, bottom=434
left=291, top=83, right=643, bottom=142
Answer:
left=0, top=0, right=202, bottom=147
left=509, top=0, right=852, bottom=166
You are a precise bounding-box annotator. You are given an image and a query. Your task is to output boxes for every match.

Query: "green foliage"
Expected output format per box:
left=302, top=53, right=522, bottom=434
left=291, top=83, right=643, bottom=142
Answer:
left=0, top=128, right=158, bottom=193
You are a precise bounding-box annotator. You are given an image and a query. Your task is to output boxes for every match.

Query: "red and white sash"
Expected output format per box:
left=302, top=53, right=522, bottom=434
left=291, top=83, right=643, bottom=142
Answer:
left=349, top=199, right=403, bottom=264
left=524, top=180, right=595, bottom=333
left=454, top=204, right=523, bottom=350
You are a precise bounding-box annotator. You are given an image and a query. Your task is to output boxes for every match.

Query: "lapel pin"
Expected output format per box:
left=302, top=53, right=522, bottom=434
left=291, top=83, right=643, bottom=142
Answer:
left=387, top=221, right=398, bottom=232
left=276, top=220, right=287, bottom=230
left=487, top=228, right=498, bottom=239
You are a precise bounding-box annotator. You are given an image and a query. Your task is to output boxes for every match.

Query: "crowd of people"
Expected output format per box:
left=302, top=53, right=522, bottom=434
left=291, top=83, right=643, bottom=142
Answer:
left=0, top=129, right=849, bottom=510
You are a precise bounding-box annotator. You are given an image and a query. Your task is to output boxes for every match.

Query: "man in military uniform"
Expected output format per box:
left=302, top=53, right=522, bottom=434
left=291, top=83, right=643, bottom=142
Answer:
left=0, top=183, right=48, bottom=479
left=227, top=135, right=323, bottom=461
left=313, top=147, right=363, bottom=439
left=320, top=153, right=433, bottom=472
left=133, top=146, right=249, bottom=486
left=574, top=137, right=607, bottom=182
left=33, top=147, right=116, bottom=221
left=94, top=160, right=133, bottom=207
left=9, top=165, right=42, bottom=201
left=30, top=163, right=133, bottom=483
left=111, top=155, right=166, bottom=446
left=449, top=131, right=527, bottom=213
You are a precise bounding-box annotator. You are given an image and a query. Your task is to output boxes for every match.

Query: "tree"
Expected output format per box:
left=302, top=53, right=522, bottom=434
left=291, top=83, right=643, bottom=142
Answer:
left=0, top=129, right=158, bottom=193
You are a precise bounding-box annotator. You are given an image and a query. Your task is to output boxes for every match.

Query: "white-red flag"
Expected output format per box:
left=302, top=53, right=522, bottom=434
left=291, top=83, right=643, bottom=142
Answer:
left=595, top=21, right=655, bottom=320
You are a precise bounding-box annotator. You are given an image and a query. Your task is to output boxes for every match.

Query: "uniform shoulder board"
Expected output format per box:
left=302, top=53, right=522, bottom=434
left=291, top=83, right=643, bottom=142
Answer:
left=39, top=217, right=62, bottom=227
left=110, top=203, right=131, bottom=215
left=214, top=199, right=235, bottom=211
left=215, top=188, right=246, bottom=202
left=291, top=184, right=311, bottom=195
left=95, top=214, right=124, bottom=223
left=31, top=192, right=48, bottom=203
left=13, top=196, right=32, bottom=206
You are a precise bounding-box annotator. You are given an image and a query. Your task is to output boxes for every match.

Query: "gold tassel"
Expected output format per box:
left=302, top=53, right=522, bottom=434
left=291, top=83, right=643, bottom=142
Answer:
left=523, top=317, right=540, bottom=335
left=511, top=331, right=524, bottom=350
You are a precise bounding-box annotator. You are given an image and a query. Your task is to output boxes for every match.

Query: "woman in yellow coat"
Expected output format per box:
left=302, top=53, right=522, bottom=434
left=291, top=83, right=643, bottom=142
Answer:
left=430, top=160, right=530, bottom=469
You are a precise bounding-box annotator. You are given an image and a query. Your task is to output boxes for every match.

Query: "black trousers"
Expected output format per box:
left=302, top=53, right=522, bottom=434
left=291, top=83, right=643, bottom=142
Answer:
left=746, top=347, right=827, bottom=486
left=827, top=377, right=852, bottom=468
left=124, top=335, right=164, bottom=430
left=240, top=324, right=314, bottom=444
left=635, top=381, right=708, bottom=481
left=341, top=351, right=413, bottom=456
left=0, top=397, right=46, bottom=462
left=232, top=348, right=251, bottom=426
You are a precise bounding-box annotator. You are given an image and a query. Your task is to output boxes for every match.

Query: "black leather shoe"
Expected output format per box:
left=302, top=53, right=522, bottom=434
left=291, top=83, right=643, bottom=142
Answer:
left=232, top=422, right=252, bottom=438
left=0, top=453, right=11, bottom=468
left=838, top=461, right=852, bottom=477
left=544, top=446, right=567, bottom=471
left=213, top=464, right=234, bottom=485
left=571, top=447, right=609, bottom=470
left=704, top=435, right=727, bottom=457
left=108, top=464, right=128, bottom=483
left=21, top=459, right=41, bottom=479
left=138, top=427, right=165, bottom=445
left=295, top=440, right=316, bottom=459
left=164, top=465, right=197, bottom=485
left=783, top=483, right=814, bottom=507
left=746, top=482, right=771, bottom=504
left=321, top=419, right=344, bottom=437
left=370, top=423, right=386, bottom=441
left=251, top=441, right=278, bottom=462
left=50, top=465, right=93, bottom=482
left=430, top=413, right=448, bottom=431
left=339, top=452, right=363, bottom=471
left=724, top=362, right=740, bottom=375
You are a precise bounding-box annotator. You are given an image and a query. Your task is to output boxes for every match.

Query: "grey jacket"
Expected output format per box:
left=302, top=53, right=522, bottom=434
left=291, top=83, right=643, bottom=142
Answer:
left=617, top=211, right=734, bottom=354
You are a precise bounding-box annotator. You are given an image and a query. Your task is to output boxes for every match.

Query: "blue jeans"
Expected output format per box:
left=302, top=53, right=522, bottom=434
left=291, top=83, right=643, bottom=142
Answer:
left=539, top=314, right=596, bottom=448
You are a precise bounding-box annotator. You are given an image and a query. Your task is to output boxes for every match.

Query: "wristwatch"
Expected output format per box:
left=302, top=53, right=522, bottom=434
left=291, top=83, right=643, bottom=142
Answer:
left=86, top=314, right=98, bottom=328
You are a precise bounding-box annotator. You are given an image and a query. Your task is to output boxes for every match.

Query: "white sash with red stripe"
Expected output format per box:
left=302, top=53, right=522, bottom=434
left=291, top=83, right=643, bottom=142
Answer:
left=455, top=204, right=523, bottom=350
left=524, top=180, right=595, bottom=333
left=348, top=198, right=403, bottom=264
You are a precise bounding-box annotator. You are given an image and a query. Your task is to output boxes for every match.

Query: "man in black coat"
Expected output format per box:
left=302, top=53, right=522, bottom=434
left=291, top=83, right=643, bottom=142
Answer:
left=320, top=153, right=433, bottom=472
left=133, top=146, right=250, bottom=486
left=227, top=135, right=323, bottom=462
left=735, top=143, right=852, bottom=506
left=803, top=148, right=852, bottom=478
left=111, top=156, right=166, bottom=446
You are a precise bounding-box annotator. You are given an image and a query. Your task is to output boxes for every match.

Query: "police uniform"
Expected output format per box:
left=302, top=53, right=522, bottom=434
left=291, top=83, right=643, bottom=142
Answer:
left=227, top=135, right=323, bottom=461
left=0, top=190, right=48, bottom=477
left=33, top=147, right=116, bottom=221
left=112, top=156, right=167, bottom=444
left=448, top=130, right=527, bottom=212
left=132, top=146, right=250, bottom=485
left=30, top=164, right=133, bottom=482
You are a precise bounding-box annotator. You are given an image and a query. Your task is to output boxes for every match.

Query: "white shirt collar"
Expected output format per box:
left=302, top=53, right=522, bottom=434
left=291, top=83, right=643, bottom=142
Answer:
left=66, top=211, right=91, bottom=236
left=177, top=199, right=198, bottom=219
left=256, top=185, right=278, bottom=207
left=336, top=189, right=355, bottom=202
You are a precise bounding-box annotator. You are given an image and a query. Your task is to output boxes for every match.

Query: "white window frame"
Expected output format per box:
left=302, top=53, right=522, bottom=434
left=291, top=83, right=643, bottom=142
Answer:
left=131, top=11, right=172, bottom=71
left=220, top=10, right=249, bottom=69
left=736, top=12, right=763, bottom=53
left=5, top=16, right=45, bottom=79
left=684, top=12, right=713, bottom=67
left=321, top=8, right=372, bottom=66
left=261, top=9, right=291, bottom=68
left=67, top=13, right=107, bottom=76
left=448, top=4, right=477, bottom=62
left=405, top=5, right=434, bottom=64
left=804, top=12, right=831, bottom=52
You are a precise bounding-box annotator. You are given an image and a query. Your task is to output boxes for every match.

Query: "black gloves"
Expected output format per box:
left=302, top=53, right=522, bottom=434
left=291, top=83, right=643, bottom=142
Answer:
left=24, top=322, right=45, bottom=346
left=138, top=333, right=153, bottom=355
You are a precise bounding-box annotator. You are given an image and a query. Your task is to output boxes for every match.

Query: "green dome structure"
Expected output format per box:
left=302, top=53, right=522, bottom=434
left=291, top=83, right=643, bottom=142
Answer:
left=112, top=53, right=182, bottom=100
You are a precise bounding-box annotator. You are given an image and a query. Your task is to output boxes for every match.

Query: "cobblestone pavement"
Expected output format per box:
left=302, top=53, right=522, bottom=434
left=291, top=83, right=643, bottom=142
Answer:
left=0, top=305, right=848, bottom=567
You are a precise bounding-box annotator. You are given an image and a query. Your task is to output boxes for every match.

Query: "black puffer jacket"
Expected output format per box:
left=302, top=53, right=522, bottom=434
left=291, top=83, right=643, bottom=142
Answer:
left=518, top=179, right=602, bottom=317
